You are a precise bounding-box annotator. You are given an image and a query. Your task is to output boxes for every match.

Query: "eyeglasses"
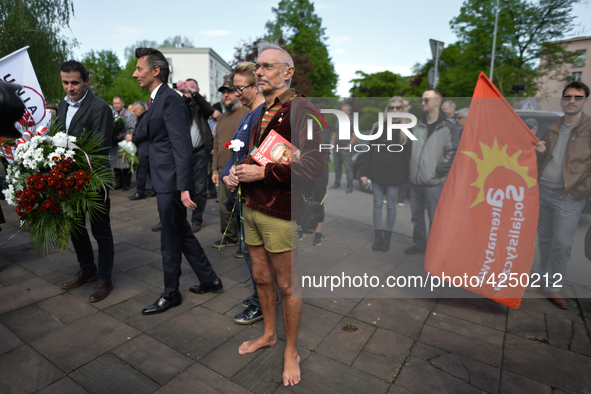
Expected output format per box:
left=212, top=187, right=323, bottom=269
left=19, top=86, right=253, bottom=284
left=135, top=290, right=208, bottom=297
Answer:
left=421, top=98, right=430, bottom=104
left=387, top=105, right=403, bottom=111
left=561, top=95, right=585, bottom=102
left=456, top=116, right=466, bottom=120
left=233, top=83, right=254, bottom=94
left=253, top=62, right=289, bottom=73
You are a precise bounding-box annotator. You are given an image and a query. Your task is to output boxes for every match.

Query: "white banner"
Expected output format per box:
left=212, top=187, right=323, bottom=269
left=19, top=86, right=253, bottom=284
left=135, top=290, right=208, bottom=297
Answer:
left=0, top=46, right=47, bottom=127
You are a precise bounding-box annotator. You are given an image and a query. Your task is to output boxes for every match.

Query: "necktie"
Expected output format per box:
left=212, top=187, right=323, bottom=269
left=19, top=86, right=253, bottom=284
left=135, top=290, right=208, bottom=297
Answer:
left=149, top=98, right=153, bottom=109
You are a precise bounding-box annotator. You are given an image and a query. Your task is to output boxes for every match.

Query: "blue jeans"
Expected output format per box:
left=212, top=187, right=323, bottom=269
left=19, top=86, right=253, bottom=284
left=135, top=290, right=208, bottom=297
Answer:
left=409, top=182, right=444, bottom=249
left=190, top=149, right=209, bottom=226
left=537, top=185, right=585, bottom=292
left=372, top=182, right=399, bottom=232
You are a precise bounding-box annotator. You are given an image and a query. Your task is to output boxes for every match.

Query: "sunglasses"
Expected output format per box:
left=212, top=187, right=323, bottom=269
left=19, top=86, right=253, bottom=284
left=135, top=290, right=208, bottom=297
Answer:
left=388, top=105, right=403, bottom=111
left=561, top=95, right=586, bottom=102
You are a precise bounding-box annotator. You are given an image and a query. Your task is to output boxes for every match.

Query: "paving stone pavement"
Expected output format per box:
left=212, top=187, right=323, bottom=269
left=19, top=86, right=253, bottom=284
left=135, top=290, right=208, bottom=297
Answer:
left=1, top=187, right=591, bottom=394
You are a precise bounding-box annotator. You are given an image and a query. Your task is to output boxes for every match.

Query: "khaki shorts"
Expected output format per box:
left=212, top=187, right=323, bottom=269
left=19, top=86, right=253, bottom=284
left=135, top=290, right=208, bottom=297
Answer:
left=242, top=205, right=298, bottom=253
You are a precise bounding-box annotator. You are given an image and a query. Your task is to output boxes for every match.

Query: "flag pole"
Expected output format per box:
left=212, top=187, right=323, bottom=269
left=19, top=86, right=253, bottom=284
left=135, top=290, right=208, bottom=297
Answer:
left=490, top=0, right=500, bottom=81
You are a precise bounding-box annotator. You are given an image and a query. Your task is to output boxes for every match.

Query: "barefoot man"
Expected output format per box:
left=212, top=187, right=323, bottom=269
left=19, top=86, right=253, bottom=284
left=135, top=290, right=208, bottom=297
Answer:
left=229, top=41, right=325, bottom=386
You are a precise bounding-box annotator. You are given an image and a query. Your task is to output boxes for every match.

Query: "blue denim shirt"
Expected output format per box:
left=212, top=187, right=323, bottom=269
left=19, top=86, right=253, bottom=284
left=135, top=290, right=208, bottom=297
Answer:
left=220, top=103, right=264, bottom=179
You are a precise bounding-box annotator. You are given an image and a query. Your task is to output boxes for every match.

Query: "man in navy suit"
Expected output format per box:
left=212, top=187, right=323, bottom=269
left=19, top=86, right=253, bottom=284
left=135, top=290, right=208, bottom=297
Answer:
left=57, top=61, right=115, bottom=303
left=132, top=48, right=222, bottom=315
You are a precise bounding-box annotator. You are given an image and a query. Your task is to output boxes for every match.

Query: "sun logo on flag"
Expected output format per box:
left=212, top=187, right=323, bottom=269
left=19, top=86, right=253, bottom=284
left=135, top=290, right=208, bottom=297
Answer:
left=462, top=139, right=537, bottom=208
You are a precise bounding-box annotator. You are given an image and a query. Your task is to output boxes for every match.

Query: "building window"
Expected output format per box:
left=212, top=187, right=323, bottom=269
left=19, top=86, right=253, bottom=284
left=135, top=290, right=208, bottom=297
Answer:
left=572, top=72, right=582, bottom=82
left=573, top=50, right=586, bottom=68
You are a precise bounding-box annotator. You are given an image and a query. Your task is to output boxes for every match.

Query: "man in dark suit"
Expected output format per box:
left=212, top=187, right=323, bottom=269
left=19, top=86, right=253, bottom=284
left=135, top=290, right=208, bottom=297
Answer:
left=132, top=48, right=222, bottom=315
left=57, top=60, right=115, bottom=303
left=126, top=101, right=152, bottom=200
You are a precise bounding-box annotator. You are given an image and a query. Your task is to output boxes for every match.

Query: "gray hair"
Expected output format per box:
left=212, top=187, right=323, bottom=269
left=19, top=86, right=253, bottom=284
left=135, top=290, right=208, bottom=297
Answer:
left=257, top=40, right=294, bottom=67
left=458, top=107, right=469, bottom=117
left=443, top=100, right=456, bottom=109
left=133, top=101, right=148, bottom=111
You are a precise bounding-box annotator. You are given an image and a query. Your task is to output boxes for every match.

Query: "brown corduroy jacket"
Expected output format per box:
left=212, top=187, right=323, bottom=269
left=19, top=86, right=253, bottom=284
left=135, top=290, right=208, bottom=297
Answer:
left=537, top=112, right=591, bottom=200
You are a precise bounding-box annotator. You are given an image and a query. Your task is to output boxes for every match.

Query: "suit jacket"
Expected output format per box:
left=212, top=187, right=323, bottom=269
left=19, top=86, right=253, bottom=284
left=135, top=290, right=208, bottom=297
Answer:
left=145, top=83, right=193, bottom=193
left=57, top=90, right=113, bottom=156
left=132, top=111, right=149, bottom=157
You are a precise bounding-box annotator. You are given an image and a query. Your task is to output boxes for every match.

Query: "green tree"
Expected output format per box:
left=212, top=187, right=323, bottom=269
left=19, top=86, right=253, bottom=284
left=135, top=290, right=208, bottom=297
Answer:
left=265, top=0, right=338, bottom=97
left=231, top=36, right=316, bottom=96
left=432, top=0, right=581, bottom=97
left=111, top=57, right=150, bottom=104
left=81, top=50, right=148, bottom=105
left=349, top=71, right=411, bottom=97
left=0, top=0, right=76, bottom=102
left=82, top=50, right=120, bottom=99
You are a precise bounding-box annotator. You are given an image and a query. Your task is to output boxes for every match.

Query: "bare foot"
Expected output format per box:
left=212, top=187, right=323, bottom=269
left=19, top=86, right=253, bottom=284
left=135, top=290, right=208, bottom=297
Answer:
left=283, top=353, right=301, bottom=386
left=238, top=335, right=277, bottom=354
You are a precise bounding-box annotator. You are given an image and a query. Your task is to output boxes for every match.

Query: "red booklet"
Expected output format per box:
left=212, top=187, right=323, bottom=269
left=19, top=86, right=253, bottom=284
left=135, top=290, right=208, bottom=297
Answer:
left=251, top=130, right=300, bottom=166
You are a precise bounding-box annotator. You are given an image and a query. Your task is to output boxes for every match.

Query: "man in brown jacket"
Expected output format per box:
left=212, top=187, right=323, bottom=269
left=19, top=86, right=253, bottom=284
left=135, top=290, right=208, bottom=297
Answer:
left=535, top=81, right=590, bottom=309
left=211, top=80, right=249, bottom=248
left=229, top=41, right=325, bottom=387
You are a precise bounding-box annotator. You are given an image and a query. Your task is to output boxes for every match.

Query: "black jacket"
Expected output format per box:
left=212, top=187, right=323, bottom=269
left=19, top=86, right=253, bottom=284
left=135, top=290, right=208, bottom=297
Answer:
left=145, top=84, right=193, bottom=193
left=184, top=90, right=214, bottom=152
left=132, top=111, right=149, bottom=157
left=360, top=121, right=412, bottom=186
left=57, top=90, right=113, bottom=156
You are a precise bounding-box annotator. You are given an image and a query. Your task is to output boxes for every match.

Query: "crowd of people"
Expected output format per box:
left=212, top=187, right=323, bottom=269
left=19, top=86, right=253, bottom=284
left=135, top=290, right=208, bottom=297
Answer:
left=1, top=39, right=589, bottom=387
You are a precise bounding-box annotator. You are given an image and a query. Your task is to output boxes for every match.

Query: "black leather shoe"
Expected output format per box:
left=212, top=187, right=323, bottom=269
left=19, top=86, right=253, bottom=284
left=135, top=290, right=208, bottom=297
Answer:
left=189, top=278, right=223, bottom=294
left=146, top=190, right=157, bottom=197
left=141, top=295, right=182, bottom=315
left=151, top=222, right=162, bottom=232
left=234, top=304, right=263, bottom=324
left=241, top=298, right=252, bottom=308
left=129, top=192, right=146, bottom=200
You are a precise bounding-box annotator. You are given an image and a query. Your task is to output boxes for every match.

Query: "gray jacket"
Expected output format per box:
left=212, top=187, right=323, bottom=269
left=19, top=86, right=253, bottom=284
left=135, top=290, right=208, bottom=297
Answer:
left=408, top=111, right=460, bottom=186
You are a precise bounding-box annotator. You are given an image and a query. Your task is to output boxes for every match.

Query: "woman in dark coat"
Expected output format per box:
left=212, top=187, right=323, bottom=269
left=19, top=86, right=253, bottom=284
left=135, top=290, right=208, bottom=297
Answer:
left=360, top=97, right=412, bottom=252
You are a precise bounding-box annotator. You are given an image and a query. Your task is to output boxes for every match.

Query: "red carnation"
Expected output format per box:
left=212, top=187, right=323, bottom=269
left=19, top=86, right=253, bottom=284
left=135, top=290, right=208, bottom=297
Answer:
left=224, top=141, right=232, bottom=149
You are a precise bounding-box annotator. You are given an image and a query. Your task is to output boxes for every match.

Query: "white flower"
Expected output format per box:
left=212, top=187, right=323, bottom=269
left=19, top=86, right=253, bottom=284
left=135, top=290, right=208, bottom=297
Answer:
left=227, top=139, right=244, bottom=152
left=2, top=185, right=15, bottom=206
left=53, top=133, right=71, bottom=147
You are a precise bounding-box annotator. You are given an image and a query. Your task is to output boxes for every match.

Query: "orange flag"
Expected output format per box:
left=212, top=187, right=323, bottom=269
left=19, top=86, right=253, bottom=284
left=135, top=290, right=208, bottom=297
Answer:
left=424, top=72, right=539, bottom=309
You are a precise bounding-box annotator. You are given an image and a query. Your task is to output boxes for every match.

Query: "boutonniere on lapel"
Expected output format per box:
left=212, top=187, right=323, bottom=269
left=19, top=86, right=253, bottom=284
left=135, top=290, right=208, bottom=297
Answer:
left=278, top=112, right=284, bottom=123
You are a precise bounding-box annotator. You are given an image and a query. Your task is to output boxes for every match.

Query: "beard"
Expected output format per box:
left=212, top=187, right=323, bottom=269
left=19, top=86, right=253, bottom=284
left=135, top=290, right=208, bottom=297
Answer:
left=223, top=99, right=241, bottom=112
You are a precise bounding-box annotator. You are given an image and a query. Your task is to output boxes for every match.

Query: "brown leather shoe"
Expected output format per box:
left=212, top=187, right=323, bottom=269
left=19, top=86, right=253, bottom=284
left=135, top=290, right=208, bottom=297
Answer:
left=547, top=291, right=569, bottom=309
left=89, top=280, right=113, bottom=303
left=61, top=271, right=97, bottom=290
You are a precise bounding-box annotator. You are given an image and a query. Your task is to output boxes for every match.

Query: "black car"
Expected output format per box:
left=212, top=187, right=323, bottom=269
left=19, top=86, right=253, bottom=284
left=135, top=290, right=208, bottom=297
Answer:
left=514, top=109, right=563, bottom=139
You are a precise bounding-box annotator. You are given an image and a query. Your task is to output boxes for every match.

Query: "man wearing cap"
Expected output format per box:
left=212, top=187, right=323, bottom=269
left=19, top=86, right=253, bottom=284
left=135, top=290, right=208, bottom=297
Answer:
left=211, top=80, right=249, bottom=249
left=524, top=118, right=538, bottom=137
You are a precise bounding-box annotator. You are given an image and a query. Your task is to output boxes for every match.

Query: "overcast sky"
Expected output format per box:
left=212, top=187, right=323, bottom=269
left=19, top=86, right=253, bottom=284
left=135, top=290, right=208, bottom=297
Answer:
left=64, top=0, right=591, bottom=97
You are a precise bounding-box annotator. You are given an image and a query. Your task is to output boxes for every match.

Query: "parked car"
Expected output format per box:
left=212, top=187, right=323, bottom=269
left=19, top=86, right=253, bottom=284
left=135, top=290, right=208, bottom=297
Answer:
left=514, top=109, right=563, bottom=139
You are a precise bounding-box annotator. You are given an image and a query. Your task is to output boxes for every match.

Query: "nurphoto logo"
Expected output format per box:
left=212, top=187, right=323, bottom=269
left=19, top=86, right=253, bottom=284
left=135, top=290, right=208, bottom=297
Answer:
left=306, top=108, right=418, bottom=152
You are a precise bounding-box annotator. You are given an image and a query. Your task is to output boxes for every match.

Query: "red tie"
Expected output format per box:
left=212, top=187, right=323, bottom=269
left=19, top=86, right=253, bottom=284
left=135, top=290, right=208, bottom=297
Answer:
left=149, top=98, right=153, bottom=109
